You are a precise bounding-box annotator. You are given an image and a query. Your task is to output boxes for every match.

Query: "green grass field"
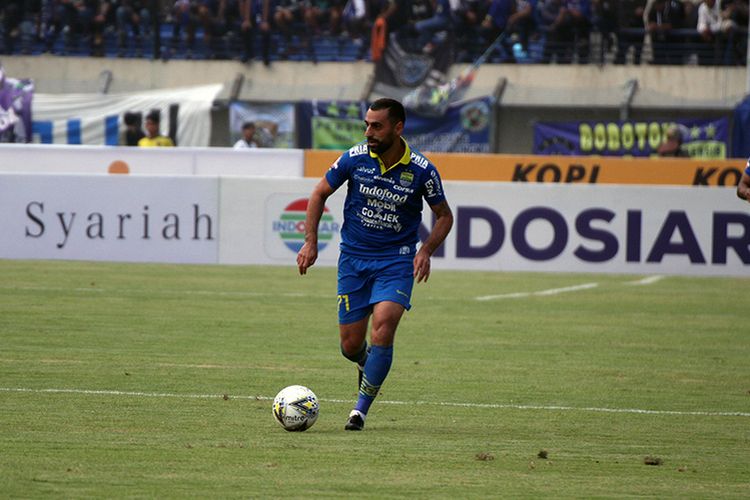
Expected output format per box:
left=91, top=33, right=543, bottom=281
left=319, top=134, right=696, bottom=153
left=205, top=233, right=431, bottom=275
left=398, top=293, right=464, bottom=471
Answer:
left=1, top=259, right=748, bottom=498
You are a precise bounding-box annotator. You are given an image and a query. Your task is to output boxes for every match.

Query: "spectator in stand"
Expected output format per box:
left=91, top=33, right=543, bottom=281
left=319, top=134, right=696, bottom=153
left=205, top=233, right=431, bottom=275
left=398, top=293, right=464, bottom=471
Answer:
left=697, top=0, right=732, bottom=64
left=564, top=0, right=591, bottom=62
left=342, top=0, right=370, bottom=58
left=415, top=0, right=459, bottom=55
left=614, top=0, right=647, bottom=64
left=682, top=0, right=702, bottom=25
left=1, top=1, right=23, bottom=54
left=3, top=1, right=40, bottom=55
left=115, top=0, right=151, bottom=57
left=453, top=0, right=489, bottom=60
left=138, top=110, right=175, bottom=147
left=170, top=0, right=198, bottom=58
left=305, top=1, right=345, bottom=36
left=537, top=0, right=591, bottom=64
left=723, top=0, right=748, bottom=64
left=21, top=1, right=45, bottom=54
left=645, top=0, right=685, bottom=65
left=90, top=0, right=114, bottom=56
left=657, top=124, right=689, bottom=156
left=697, top=0, right=741, bottom=64
left=409, top=0, right=436, bottom=24
left=591, top=0, right=616, bottom=61
left=369, top=0, right=434, bottom=53
left=198, top=0, right=230, bottom=58
left=374, top=0, right=412, bottom=38
left=233, top=121, right=258, bottom=148
left=239, top=0, right=272, bottom=65
left=41, top=0, right=64, bottom=53
left=274, top=0, right=312, bottom=59
left=42, top=0, right=107, bottom=55
left=121, top=111, right=145, bottom=146
left=482, top=0, right=536, bottom=62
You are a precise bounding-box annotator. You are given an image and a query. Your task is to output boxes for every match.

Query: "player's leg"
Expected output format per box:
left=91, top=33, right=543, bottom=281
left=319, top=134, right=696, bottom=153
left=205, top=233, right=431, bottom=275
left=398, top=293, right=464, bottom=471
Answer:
left=346, top=257, right=413, bottom=431
left=339, top=316, right=369, bottom=388
left=337, top=254, right=373, bottom=390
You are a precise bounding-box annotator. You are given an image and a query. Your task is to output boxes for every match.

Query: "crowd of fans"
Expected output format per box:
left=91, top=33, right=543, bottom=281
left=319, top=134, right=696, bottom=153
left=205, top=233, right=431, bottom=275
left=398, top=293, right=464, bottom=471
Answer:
left=1, top=1, right=747, bottom=65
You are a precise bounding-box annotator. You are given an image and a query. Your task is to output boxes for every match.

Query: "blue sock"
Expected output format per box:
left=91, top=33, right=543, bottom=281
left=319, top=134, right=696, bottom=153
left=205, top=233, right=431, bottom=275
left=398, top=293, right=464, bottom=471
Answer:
left=354, top=345, right=393, bottom=415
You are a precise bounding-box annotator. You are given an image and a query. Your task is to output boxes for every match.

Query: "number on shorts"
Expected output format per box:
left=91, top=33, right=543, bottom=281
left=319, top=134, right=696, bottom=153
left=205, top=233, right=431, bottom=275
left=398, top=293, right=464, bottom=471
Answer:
left=337, top=294, right=350, bottom=312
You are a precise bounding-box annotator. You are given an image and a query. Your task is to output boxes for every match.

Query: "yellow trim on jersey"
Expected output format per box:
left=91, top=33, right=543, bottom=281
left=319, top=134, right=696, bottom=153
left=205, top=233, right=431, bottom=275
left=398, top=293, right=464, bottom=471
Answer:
left=370, top=138, right=411, bottom=175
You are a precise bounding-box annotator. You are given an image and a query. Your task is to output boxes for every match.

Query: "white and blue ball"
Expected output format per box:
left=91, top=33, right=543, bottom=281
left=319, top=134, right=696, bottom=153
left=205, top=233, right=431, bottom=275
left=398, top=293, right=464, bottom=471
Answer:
left=272, top=385, right=319, bottom=432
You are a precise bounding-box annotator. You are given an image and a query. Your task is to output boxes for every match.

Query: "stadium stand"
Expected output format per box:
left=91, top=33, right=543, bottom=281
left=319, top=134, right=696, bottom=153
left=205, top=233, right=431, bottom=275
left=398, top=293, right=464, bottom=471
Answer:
left=1, top=1, right=747, bottom=154
left=0, top=1, right=747, bottom=65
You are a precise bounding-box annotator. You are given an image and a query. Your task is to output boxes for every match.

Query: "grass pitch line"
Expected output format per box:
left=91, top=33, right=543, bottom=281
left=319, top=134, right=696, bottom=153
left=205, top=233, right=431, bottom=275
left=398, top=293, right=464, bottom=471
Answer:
left=475, top=283, right=599, bottom=301
left=2, top=387, right=748, bottom=418
left=475, top=276, right=665, bottom=301
left=625, top=275, right=665, bottom=286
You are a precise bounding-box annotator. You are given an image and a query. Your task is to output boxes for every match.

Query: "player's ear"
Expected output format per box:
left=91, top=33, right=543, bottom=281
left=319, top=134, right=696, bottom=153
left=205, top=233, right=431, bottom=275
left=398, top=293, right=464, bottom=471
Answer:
left=395, top=120, right=404, bottom=135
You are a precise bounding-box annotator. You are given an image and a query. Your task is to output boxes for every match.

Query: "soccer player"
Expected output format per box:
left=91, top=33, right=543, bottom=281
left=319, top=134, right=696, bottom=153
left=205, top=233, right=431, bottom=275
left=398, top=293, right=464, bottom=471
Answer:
left=296, top=98, right=453, bottom=431
left=737, top=157, right=750, bottom=203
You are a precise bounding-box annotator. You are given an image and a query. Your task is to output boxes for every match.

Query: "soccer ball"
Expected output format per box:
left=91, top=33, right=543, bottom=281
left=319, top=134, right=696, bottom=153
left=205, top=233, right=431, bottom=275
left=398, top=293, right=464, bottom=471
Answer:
left=272, top=385, right=319, bottom=432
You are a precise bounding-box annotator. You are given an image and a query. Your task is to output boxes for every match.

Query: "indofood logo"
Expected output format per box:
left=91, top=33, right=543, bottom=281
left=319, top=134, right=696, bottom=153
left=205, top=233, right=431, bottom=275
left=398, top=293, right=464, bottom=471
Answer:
left=274, top=198, right=340, bottom=253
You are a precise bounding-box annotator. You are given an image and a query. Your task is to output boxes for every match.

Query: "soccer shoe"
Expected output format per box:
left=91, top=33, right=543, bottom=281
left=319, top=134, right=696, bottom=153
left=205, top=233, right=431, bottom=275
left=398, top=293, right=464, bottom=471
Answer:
left=344, top=410, right=365, bottom=431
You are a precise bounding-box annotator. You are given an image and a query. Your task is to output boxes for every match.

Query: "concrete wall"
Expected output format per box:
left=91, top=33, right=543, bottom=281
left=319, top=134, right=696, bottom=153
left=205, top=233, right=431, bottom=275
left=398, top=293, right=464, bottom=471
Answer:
left=3, top=55, right=745, bottom=104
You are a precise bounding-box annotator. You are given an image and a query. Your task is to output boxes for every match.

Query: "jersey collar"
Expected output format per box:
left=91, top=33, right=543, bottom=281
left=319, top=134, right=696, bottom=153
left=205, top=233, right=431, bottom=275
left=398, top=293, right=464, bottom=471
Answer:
left=369, top=137, right=411, bottom=175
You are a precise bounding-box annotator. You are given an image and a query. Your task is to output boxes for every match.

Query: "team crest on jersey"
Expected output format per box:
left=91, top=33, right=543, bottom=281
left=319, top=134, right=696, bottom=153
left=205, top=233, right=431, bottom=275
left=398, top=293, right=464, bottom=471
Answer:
left=399, top=171, right=414, bottom=187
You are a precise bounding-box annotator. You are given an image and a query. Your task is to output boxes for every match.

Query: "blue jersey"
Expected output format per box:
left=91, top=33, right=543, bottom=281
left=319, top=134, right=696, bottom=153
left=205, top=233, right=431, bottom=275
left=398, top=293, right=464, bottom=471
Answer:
left=325, top=138, right=447, bottom=258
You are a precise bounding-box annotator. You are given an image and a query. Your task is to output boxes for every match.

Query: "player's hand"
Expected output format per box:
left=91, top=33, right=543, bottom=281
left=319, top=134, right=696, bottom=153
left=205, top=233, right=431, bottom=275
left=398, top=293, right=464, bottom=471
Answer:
left=297, top=241, right=318, bottom=275
left=413, top=249, right=431, bottom=283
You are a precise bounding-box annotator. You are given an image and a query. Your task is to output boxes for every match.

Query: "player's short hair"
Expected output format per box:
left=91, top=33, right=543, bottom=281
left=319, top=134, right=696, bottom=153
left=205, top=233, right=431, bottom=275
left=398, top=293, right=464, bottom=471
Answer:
left=242, top=121, right=255, bottom=130
left=369, top=98, right=406, bottom=126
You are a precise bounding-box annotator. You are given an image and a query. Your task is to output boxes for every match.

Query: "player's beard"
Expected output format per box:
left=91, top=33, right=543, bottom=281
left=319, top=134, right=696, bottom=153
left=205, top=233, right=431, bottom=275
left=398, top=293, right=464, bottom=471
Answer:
left=367, top=135, right=395, bottom=155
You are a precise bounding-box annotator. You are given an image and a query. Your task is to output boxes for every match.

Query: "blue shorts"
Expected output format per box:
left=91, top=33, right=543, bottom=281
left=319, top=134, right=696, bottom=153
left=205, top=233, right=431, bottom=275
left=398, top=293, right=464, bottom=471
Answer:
left=337, top=253, right=414, bottom=324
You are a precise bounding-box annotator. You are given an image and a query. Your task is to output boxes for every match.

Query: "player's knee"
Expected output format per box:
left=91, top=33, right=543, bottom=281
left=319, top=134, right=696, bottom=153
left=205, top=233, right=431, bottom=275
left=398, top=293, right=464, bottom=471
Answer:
left=340, top=338, right=368, bottom=363
left=370, top=325, right=396, bottom=347
left=339, top=329, right=363, bottom=354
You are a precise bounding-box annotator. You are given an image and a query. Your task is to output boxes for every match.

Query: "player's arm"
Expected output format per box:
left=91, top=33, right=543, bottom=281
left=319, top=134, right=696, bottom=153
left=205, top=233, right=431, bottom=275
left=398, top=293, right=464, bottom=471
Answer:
left=414, top=200, right=453, bottom=284
left=737, top=169, right=750, bottom=203
left=297, top=178, right=335, bottom=275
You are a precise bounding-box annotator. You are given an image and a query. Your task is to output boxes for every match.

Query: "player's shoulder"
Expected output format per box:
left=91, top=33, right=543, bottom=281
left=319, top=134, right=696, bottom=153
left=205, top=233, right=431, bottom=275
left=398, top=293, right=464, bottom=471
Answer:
left=345, top=141, right=370, bottom=159
left=334, top=141, right=370, bottom=167
left=328, top=141, right=370, bottom=174
left=407, top=145, right=435, bottom=171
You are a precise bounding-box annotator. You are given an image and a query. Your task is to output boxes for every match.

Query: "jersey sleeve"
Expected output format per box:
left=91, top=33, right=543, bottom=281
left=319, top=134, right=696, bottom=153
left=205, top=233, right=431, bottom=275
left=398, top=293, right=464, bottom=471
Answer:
left=423, top=163, right=447, bottom=207
left=325, top=151, right=351, bottom=190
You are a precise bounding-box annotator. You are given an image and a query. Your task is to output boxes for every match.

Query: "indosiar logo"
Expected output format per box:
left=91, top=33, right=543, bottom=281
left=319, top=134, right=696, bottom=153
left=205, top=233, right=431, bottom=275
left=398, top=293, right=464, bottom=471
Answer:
left=274, top=198, right=340, bottom=253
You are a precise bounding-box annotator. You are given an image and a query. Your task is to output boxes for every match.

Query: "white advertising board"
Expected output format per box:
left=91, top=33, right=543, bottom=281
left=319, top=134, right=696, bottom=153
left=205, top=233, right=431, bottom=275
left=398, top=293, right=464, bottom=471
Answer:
left=193, top=148, right=303, bottom=177
left=219, top=180, right=749, bottom=277
left=427, top=182, right=749, bottom=276
left=0, top=144, right=195, bottom=174
left=0, top=144, right=304, bottom=177
left=218, top=177, right=345, bottom=266
left=0, top=174, right=219, bottom=263
left=1, top=174, right=747, bottom=276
